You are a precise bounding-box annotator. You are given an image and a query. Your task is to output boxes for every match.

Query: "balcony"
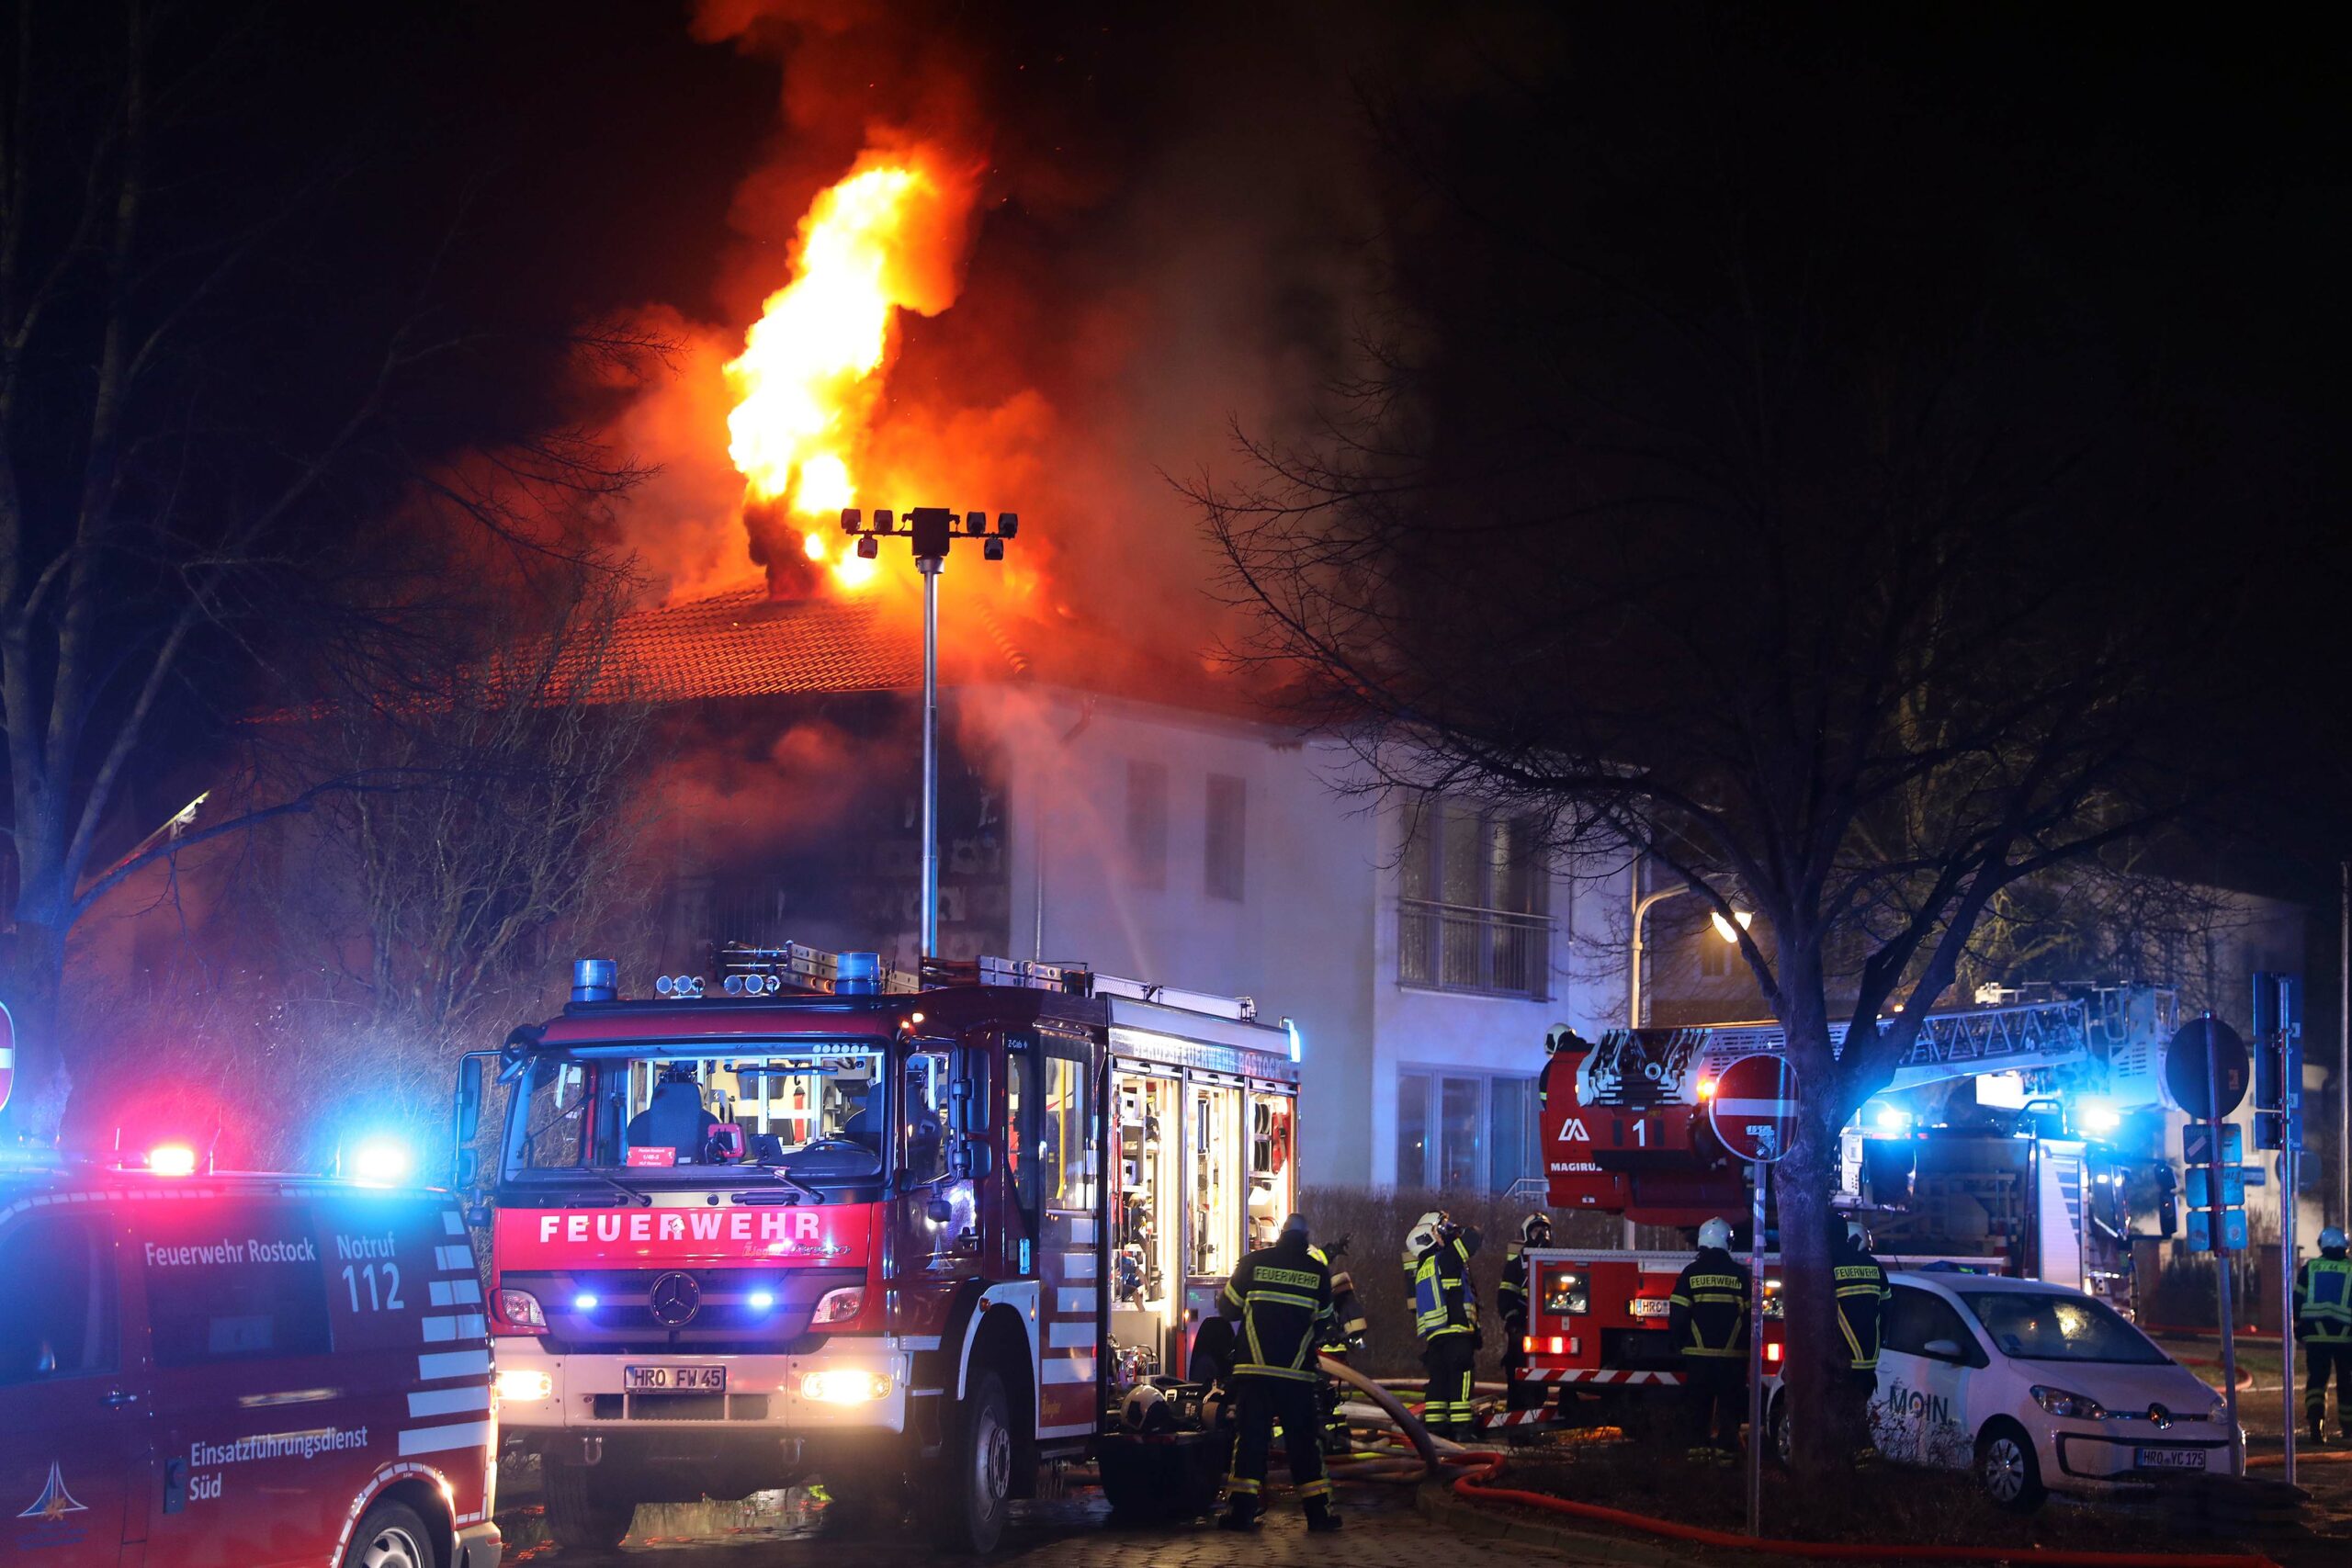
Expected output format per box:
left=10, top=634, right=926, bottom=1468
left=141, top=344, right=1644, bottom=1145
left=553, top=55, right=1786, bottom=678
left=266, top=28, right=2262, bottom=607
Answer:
left=1397, top=898, right=1551, bottom=1000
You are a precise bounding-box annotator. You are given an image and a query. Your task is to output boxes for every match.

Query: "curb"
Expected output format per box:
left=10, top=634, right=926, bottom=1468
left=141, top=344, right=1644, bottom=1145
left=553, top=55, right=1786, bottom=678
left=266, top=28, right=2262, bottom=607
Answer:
left=1414, top=1480, right=1706, bottom=1568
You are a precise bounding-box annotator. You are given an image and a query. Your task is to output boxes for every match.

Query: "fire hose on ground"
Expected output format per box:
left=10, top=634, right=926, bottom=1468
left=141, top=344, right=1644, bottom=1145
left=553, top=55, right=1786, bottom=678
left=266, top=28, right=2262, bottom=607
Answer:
left=1310, top=1361, right=2293, bottom=1568
left=1445, top=1451, right=2289, bottom=1568
left=1135, top=1359, right=2301, bottom=1568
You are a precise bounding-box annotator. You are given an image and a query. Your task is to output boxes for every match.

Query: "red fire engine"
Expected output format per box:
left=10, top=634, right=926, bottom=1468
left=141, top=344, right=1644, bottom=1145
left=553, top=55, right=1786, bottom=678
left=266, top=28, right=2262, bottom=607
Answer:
left=1505, top=992, right=2171, bottom=1430
left=458, top=944, right=1298, bottom=1551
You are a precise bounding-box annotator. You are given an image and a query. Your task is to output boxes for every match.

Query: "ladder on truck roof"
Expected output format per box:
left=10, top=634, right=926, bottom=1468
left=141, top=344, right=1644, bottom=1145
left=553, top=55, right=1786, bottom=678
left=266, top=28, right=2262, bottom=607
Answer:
left=713, top=940, right=1260, bottom=1022
left=1577, top=995, right=2099, bottom=1109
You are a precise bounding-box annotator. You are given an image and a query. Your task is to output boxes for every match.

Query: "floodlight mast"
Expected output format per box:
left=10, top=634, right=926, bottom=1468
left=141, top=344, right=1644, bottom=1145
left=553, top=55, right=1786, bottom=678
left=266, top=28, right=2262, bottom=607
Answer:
left=840, top=506, right=1020, bottom=961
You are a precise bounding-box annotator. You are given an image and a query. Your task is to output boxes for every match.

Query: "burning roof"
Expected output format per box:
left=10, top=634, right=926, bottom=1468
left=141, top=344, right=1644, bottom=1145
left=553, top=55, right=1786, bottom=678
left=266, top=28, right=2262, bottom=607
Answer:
left=585, top=584, right=1274, bottom=725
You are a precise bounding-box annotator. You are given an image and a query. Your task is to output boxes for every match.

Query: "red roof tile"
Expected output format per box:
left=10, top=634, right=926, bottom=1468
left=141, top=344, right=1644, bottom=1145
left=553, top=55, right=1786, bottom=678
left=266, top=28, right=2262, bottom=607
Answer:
left=597, top=589, right=925, bottom=703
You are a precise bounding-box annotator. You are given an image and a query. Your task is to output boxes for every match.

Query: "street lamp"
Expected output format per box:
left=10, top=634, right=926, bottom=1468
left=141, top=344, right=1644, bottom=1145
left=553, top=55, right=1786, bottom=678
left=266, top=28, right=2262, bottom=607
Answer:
left=1627, top=871, right=1750, bottom=1026
left=840, top=506, right=1020, bottom=960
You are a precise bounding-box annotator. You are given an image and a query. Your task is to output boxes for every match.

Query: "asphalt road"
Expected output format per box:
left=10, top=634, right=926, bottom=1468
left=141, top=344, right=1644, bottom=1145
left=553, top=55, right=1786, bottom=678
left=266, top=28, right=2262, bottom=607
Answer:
left=497, top=1485, right=1551, bottom=1566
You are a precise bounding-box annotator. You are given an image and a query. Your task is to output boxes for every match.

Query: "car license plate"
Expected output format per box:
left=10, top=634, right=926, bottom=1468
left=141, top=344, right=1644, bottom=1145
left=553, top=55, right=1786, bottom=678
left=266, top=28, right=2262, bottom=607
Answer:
left=624, top=1364, right=726, bottom=1393
left=1629, top=1298, right=1672, bottom=1319
left=2135, top=1448, right=2205, bottom=1472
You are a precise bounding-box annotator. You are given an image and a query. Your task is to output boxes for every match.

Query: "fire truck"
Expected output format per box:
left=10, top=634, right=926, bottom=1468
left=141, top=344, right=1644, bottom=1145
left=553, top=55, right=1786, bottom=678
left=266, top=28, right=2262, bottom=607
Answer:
left=456, top=944, right=1299, bottom=1551
left=1503, top=988, right=2176, bottom=1430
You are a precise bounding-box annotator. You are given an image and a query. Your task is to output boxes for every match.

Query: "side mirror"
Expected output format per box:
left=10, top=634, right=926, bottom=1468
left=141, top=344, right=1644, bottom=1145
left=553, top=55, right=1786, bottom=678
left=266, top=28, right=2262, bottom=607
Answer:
left=456, top=1055, right=484, bottom=1144
left=955, top=1141, right=993, bottom=1180
left=455, top=1147, right=479, bottom=1190
left=1922, top=1337, right=1962, bottom=1359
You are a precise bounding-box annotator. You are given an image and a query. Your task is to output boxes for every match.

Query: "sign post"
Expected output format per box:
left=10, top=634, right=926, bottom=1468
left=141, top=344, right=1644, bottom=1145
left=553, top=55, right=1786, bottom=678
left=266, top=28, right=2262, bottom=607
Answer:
left=1710, top=1053, right=1798, bottom=1539
left=2169, top=1015, right=2249, bottom=1446
left=0, top=999, right=13, bottom=1117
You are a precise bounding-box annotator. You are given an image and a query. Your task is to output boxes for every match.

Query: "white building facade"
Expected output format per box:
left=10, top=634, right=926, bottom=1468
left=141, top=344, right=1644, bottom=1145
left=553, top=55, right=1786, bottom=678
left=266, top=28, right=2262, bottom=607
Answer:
left=989, top=685, right=1629, bottom=1191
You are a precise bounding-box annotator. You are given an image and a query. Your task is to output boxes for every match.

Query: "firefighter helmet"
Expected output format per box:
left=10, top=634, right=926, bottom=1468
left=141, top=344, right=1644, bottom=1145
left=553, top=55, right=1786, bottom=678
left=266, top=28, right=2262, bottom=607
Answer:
left=1698, top=1217, right=1733, bottom=1250
left=1407, top=1212, right=1448, bottom=1258
left=1520, top=1213, right=1553, bottom=1245
left=1846, top=1219, right=1871, bottom=1248
left=1120, top=1383, right=1175, bottom=1435
left=2323, top=1226, right=2349, bottom=1252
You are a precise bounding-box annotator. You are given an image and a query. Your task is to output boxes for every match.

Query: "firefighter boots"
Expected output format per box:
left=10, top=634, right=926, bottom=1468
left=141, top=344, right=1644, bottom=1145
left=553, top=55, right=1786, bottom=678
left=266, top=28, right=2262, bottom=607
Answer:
left=1218, top=1492, right=1262, bottom=1532
left=1306, top=1498, right=1344, bottom=1532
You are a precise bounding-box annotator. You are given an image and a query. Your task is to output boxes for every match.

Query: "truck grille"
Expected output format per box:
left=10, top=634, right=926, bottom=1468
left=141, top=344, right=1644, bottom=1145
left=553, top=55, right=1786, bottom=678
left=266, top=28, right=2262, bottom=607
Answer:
left=589, top=1393, right=773, bottom=1421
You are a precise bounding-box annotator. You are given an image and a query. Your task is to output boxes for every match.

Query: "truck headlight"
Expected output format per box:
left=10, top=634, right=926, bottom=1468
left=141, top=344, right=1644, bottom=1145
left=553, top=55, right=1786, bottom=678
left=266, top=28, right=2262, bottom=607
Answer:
left=2031, top=1385, right=2109, bottom=1420
left=811, top=1286, right=866, bottom=1326
left=493, top=1288, right=547, bottom=1333
left=802, top=1370, right=891, bottom=1404
left=496, top=1368, right=553, bottom=1403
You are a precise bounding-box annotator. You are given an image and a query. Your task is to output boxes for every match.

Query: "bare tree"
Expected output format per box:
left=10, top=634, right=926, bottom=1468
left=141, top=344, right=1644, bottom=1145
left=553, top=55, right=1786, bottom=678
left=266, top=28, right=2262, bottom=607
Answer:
left=68, top=568, right=651, bottom=1168
left=295, top=572, right=650, bottom=1053
left=1193, top=11, right=2269, bottom=1472
left=0, top=3, right=645, bottom=1132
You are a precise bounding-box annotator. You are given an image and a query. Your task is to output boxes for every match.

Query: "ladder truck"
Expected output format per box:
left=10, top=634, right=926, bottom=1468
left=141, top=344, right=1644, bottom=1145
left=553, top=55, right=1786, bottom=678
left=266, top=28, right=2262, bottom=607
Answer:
left=1502, top=988, right=2175, bottom=1431
left=456, top=943, right=1300, bottom=1551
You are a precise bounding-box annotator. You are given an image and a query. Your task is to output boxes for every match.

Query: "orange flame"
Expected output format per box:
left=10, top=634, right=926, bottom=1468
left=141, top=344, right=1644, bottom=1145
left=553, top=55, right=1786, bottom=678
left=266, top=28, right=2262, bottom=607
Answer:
left=724, top=150, right=968, bottom=592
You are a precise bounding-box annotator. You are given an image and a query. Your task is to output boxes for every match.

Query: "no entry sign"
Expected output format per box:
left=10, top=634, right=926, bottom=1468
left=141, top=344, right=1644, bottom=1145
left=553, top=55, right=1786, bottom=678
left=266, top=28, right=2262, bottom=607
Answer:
left=1709, top=1053, right=1799, bottom=1164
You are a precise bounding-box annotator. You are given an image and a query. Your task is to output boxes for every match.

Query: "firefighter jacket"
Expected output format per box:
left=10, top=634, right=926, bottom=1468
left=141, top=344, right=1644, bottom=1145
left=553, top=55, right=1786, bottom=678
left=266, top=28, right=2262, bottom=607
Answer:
left=1833, top=1240, right=1893, bottom=1371
left=1413, top=1235, right=1479, bottom=1342
left=1498, top=1247, right=1532, bottom=1337
left=1220, top=1235, right=1339, bottom=1382
left=2295, top=1253, right=2352, bottom=1343
left=1668, top=1247, right=1751, bottom=1360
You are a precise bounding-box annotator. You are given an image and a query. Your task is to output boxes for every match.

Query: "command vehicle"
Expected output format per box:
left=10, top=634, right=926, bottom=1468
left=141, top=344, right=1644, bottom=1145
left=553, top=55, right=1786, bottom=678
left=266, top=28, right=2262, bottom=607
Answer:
left=0, top=1148, right=499, bottom=1568
left=1503, top=990, right=2178, bottom=1433
left=1871, top=1270, right=2240, bottom=1508
left=462, top=945, right=1298, bottom=1552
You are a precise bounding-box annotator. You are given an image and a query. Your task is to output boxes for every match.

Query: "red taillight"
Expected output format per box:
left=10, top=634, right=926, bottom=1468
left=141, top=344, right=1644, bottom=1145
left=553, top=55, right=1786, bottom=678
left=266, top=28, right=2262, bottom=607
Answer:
left=492, top=1287, right=547, bottom=1337
left=1766, top=1341, right=1782, bottom=1364
left=1548, top=1336, right=1565, bottom=1355
left=1522, top=1335, right=1537, bottom=1354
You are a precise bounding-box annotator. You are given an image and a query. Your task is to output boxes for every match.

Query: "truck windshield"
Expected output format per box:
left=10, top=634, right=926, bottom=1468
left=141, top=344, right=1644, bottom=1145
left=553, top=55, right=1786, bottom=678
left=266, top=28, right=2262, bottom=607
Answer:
left=509, top=1044, right=892, bottom=1184
left=1958, top=1291, right=2168, bottom=1365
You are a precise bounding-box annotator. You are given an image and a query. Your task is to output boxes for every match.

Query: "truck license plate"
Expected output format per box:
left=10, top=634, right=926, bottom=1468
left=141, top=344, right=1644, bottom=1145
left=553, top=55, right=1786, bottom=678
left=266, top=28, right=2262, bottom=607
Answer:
left=2135, top=1448, right=2205, bottom=1472
left=1629, top=1298, right=1672, bottom=1318
left=625, top=1364, right=726, bottom=1393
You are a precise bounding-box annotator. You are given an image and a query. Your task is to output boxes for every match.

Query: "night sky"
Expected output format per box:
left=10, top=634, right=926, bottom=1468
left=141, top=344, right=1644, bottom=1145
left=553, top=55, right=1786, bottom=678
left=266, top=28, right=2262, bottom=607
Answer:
left=77, top=1, right=2352, bottom=897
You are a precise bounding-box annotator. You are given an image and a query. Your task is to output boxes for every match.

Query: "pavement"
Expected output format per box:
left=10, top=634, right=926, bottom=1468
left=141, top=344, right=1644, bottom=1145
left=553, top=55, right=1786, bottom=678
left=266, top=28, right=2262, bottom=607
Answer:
left=497, top=1482, right=1621, bottom=1566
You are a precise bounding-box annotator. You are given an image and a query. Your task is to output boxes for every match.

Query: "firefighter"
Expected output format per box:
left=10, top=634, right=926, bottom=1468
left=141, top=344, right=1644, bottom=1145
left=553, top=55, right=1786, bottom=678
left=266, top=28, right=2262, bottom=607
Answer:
left=1669, top=1216, right=1750, bottom=1462
left=1830, top=1219, right=1892, bottom=1463
left=1308, top=1236, right=1369, bottom=1452
left=1218, top=1212, right=1343, bottom=1534
left=1411, top=1211, right=1482, bottom=1441
left=1499, top=1213, right=1553, bottom=1411
left=2296, top=1225, right=2352, bottom=1445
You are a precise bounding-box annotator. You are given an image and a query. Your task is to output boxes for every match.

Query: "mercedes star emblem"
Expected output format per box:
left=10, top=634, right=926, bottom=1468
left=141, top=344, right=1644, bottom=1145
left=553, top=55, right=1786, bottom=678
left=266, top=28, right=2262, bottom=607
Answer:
left=649, top=1271, right=701, bottom=1327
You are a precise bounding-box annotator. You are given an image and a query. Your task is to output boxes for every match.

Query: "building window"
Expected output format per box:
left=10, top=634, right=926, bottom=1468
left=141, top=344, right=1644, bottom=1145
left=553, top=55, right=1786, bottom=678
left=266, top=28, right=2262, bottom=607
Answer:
left=1699, top=931, right=1732, bottom=978
left=1394, top=1070, right=1542, bottom=1193
left=1126, top=760, right=1168, bottom=889
left=1205, top=774, right=1246, bottom=902
left=1397, top=797, right=1552, bottom=999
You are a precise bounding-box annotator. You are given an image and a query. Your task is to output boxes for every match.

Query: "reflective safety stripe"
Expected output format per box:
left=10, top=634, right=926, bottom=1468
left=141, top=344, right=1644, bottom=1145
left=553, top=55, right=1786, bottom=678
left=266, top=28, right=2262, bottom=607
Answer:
left=1246, top=1290, right=1322, bottom=1312
left=1299, top=1478, right=1333, bottom=1499
left=1233, top=1364, right=1318, bottom=1382
left=1227, top=1476, right=1261, bottom=1495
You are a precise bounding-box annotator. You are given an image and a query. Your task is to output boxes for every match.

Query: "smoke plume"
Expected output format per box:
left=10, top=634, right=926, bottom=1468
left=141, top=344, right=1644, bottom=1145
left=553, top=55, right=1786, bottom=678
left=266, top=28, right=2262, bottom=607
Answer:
left=593, top=1, right=1384, bottom=687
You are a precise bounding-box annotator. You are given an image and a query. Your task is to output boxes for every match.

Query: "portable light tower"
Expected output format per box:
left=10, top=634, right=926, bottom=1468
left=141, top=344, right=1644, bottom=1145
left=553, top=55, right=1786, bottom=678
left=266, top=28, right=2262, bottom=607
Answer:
left=840, top=506, right=1019, bottom=960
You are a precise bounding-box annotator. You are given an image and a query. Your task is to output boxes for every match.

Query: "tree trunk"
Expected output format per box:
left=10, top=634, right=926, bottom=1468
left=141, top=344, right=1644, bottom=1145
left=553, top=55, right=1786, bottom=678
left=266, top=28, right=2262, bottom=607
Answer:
left=1776, top=1105, right=1843, bottom=1479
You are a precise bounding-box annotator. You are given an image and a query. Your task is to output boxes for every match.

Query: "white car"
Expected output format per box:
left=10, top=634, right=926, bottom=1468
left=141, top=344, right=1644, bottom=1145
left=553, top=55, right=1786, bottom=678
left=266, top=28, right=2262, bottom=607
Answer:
left=1867, top=1270, right=2242, bottom=1509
